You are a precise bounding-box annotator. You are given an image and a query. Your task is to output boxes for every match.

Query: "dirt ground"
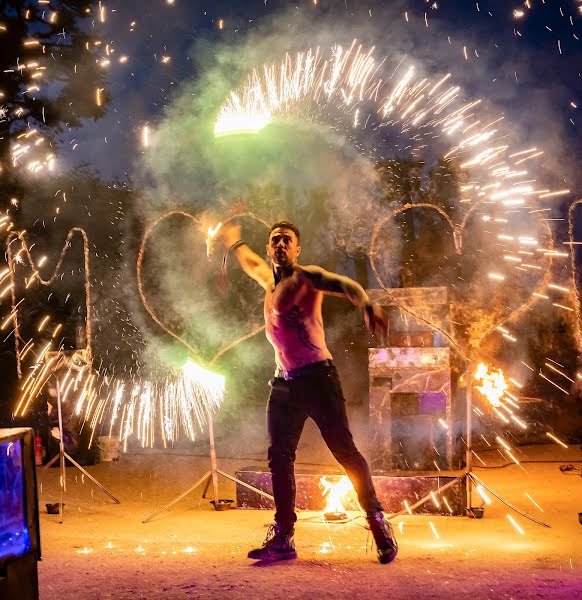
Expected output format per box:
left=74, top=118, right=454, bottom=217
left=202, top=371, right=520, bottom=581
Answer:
left=36, top=444, right=582, bottom=600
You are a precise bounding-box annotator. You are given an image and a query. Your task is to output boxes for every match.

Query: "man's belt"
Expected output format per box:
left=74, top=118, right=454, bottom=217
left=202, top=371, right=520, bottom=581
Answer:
left=275, top=359, right=334, bottom=381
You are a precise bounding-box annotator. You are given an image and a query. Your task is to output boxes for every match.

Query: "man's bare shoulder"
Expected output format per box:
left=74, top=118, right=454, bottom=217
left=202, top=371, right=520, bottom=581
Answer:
left=295, top=264, right=327, bottom=282
left=295, top=264, right=344, bottom=291
left=295, top=264, right=326, bottom=274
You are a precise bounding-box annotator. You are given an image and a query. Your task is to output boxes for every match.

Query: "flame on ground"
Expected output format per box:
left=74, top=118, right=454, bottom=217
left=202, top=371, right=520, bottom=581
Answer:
left=320, top=475, right=354, bottom=514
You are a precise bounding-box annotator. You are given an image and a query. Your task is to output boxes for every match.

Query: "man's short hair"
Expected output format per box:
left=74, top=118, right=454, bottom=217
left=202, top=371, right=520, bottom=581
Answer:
left=269, top=220, right=300, bottom=241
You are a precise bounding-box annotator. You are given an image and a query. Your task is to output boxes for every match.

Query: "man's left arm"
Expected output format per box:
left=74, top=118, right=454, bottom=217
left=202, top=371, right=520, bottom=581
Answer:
left=301, top=265, right=388, bottom=338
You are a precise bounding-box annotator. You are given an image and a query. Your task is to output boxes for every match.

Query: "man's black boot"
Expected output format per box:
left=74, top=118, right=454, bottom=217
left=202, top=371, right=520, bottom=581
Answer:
left=247, top=523, right=297, bottom=561
left=367, top=512, right=398, bottom=564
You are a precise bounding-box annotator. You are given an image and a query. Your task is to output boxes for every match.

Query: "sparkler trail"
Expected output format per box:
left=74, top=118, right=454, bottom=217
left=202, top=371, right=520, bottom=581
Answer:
left=136, top=209, right=270, bottom=364
left=136, top=210, right=206, bottom=363
left=6, top=228, right=92, bottom=379
left=217, top=43, right=563, bottom=371
left=369, top=203, right=555, bottom=362
left=124, top=209, right=270, bottom=446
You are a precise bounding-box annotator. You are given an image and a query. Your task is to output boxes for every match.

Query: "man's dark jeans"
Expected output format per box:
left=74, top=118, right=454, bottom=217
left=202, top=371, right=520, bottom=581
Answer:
left=267, top=362, right=382, bottom=528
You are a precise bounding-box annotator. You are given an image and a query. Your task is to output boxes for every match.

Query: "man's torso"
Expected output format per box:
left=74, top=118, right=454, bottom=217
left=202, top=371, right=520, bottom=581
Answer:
left=264, top=266, right=332, bottom=370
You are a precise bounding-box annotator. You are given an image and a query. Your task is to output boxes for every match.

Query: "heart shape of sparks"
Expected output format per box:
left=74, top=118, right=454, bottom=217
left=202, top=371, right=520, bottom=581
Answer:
left=137, top=209, right=269, bottom=368
left=369, top=202, right=555, bottom=361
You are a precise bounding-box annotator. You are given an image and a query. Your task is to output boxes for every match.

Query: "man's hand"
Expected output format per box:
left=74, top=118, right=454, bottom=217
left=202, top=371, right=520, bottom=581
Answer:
left=362, top=303, right=388, bottom=342
left=212, top=221, right=272, bottom=290
left=218, top=222, right=242, bottom=249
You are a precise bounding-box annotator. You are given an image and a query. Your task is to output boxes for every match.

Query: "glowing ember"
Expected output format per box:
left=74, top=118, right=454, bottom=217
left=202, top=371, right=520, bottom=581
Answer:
left=546, top=432, right=568, bottom=448
left=319, top=541, right=333, bottom=554
left=474, top=363, right=508, bottom=408
left=525, top=492, right=544, bottom=512
left=141, top=125, right=150, bottom=148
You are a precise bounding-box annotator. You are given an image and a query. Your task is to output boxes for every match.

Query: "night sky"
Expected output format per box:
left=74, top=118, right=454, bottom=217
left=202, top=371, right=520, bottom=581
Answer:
left=68, top=0, right=582, bottom=186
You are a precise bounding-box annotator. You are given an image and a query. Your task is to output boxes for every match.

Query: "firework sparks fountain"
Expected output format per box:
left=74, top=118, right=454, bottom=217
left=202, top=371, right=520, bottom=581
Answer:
left=141, top=361, right=275, bottom=522
left=462, top=362, right=550, bottom=527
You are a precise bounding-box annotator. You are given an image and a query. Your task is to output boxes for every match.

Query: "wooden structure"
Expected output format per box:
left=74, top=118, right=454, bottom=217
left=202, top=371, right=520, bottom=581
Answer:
left=366, top=287, right=454, bottom=472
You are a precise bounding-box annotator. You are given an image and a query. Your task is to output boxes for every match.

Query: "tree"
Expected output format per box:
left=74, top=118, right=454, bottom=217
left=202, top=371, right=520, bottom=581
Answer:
left=375, top=156, right=463, bottom=288
left=0, top=0, right=109, bottom=205
left=0, top=1, right=109, bottom=423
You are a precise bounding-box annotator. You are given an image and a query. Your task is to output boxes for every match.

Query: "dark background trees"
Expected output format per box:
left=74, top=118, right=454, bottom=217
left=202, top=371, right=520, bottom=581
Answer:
left=0, top=0, right=110, bottom=424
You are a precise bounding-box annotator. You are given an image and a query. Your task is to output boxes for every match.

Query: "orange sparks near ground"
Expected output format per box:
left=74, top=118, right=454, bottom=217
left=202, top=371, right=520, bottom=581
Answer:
left=475, top=484, right=492, bottom=505
left=546, top=432, right=568, bottom=448
left=429, top=521, right=440, bottom=540
left=474, top=363, right=508, bottom=408
left=507, top=514, right=525, bottom=535
left=320, top=475, right=354, bottom=515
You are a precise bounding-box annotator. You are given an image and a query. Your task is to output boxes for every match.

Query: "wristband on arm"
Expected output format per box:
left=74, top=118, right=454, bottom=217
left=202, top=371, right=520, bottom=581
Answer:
left=220, top=240, right=247, bottom=280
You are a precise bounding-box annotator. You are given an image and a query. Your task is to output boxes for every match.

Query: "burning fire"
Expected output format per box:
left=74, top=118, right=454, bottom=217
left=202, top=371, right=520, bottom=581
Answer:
left=320, top=475, right=355, bottom=516
left=206, top=222, right=222, bottom=258
left=474, top=362, right=508, bottom=407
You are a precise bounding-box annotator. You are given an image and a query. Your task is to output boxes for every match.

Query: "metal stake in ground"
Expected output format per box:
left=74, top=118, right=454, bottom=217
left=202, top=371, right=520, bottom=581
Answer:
left=40, top=369, right=120, bottom=523
left=141, top=410, right=275, bottom=523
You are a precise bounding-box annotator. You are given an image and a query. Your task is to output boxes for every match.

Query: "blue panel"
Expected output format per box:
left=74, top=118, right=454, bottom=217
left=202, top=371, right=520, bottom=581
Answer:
left=0, top=440, right=31, bottom=559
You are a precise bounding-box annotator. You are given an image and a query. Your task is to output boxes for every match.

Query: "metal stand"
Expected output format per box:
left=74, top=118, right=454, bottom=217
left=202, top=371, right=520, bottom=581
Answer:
left=142, top=413, right=274, bottom=523
left=465, top=360, right=474, bottom=512
left=40, top=376, right=120, bottom=523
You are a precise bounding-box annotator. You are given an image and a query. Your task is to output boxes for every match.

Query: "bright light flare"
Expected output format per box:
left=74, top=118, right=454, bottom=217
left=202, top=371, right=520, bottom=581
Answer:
left=214, top=110, right=270, bottom=138
left=183, top=360, right=224, bottom=393
left=206, top=222, right=222, bottom=258
left=474, top=363, right=508, bottom=408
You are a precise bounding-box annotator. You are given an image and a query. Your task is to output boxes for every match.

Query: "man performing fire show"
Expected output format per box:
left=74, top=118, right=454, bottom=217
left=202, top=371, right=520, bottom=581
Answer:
left=219, top=220, right=398, bottom=563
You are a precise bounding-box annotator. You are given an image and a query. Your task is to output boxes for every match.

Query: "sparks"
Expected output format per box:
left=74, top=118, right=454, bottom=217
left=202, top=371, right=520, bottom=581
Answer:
left=507, top=514, right=525, bottom=535
left=546, top=432, right=568, bottom=448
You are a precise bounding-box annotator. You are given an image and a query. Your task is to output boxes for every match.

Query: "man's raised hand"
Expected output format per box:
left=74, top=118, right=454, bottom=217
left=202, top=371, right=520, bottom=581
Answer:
left=363, top=303, right=389, bottom=343
left=218, top=222, right=242, bottom=248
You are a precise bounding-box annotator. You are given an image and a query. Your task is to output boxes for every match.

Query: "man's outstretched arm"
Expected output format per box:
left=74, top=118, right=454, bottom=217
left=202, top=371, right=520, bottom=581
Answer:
left=301, top=265, right=388, bottom=338
left=219, top=223, right=272, bottom=290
